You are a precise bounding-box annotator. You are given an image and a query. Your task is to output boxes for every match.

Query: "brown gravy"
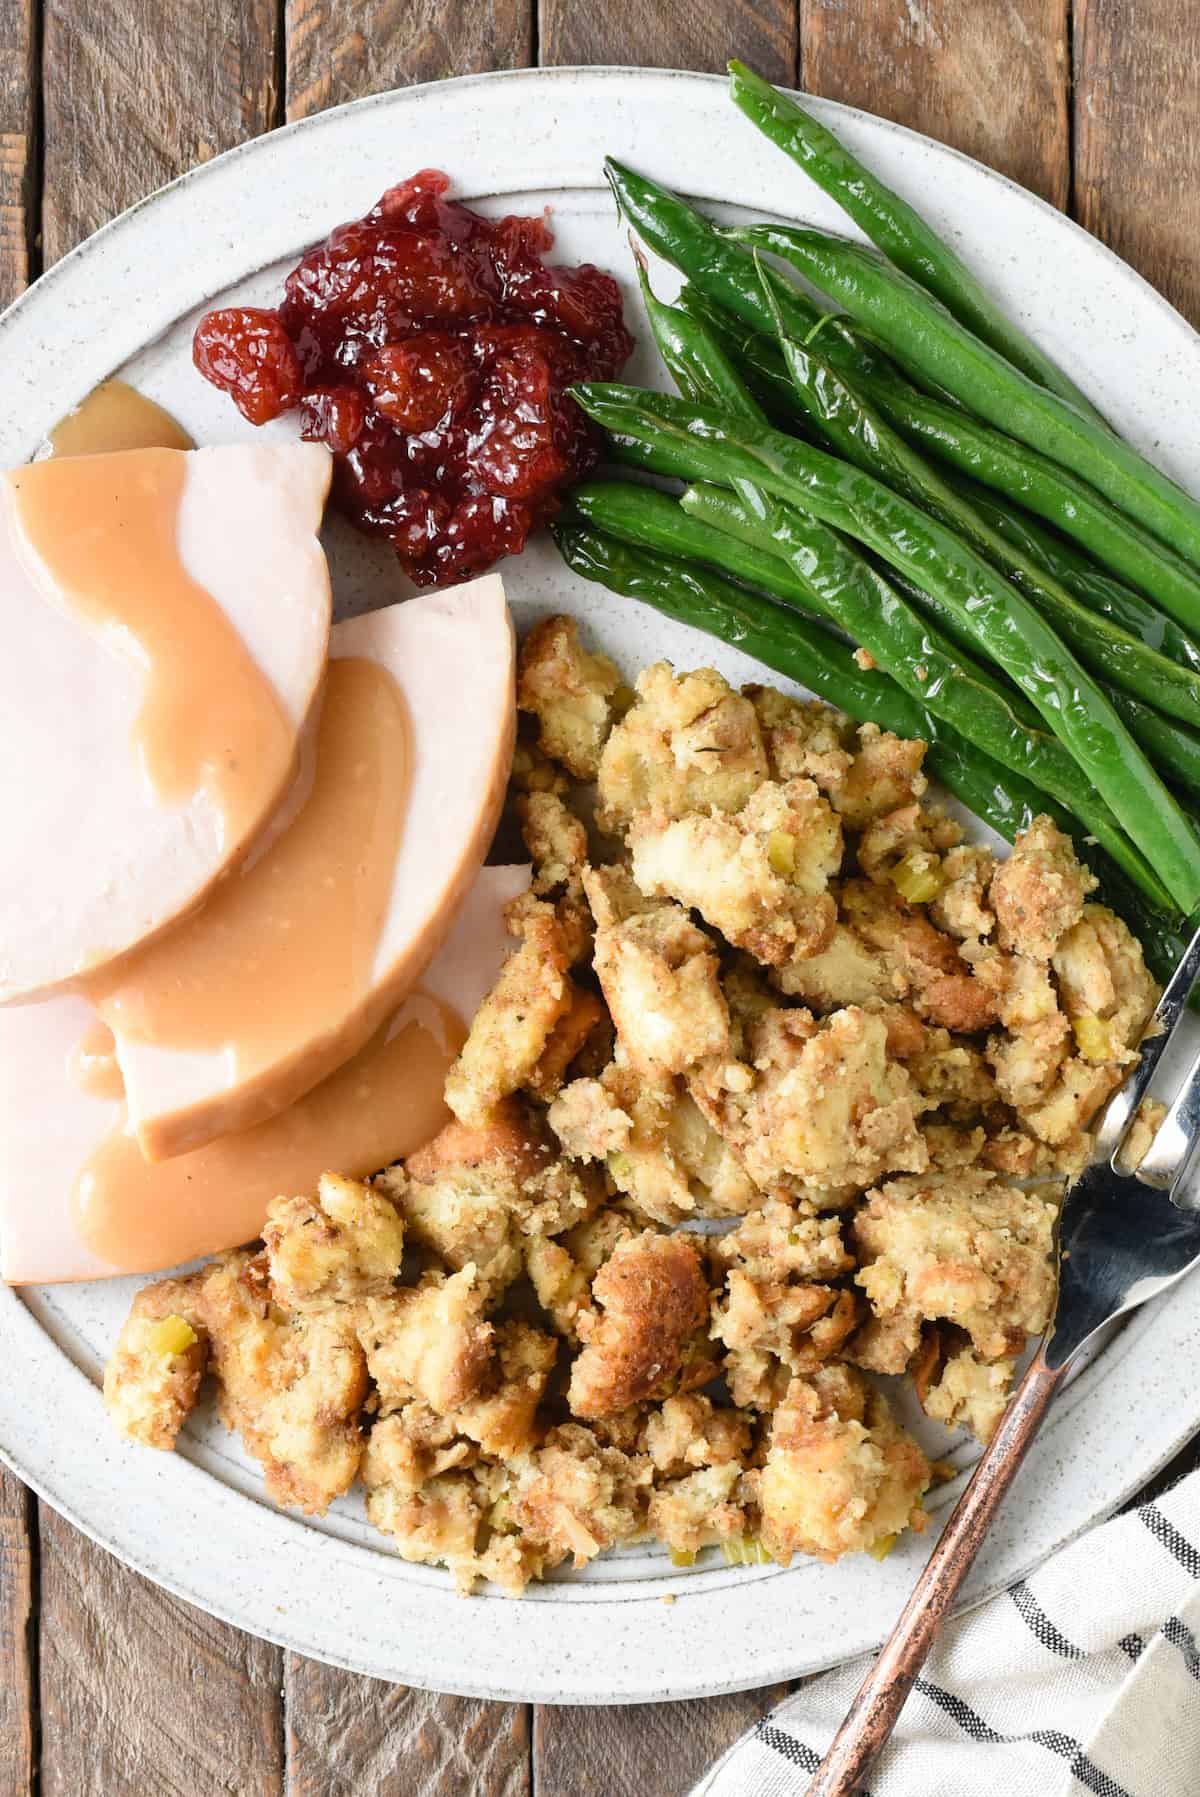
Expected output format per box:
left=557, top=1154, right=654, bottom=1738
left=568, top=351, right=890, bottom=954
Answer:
left=66, top=1022, right=125, bottom=1103
left=8, top=444, right=294, bottom=849
left=73, top=992, right=463, bottom=1273
left=87, top=656, right=410, bottom=1089
left=48, top=379, right=194, bottom=457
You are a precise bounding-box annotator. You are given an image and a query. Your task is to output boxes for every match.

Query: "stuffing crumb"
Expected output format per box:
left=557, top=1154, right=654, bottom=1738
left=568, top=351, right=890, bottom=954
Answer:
left=444, top=894, right=574, bottom=1126
left=629, top=778, right=841, bottom=967
left=853, top=1172, right=1058, bottom=1360
left=104, top=1277, right=209, bottom=1451
left=568, top=1230, right=713, bottom=1419
left=203, top=1251, right=368, bottom=1515
left=586, top=866, right=732, bottom=1077
left=990, top=817, right=1097, bottom=960
left=518, top=614, right=622, bottom=780
left=921, top=1344, right=1015, bottom=1443
left=263, top=1174, right=403, bottom=1310
left=759, top=1364, right=930, bottom=1562
left=597, top=662, right=768, bottom=833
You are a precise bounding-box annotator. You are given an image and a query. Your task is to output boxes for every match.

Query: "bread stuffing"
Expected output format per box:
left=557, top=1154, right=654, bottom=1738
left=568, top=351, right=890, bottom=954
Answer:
left=105, top=624, right=1159, bottom=1591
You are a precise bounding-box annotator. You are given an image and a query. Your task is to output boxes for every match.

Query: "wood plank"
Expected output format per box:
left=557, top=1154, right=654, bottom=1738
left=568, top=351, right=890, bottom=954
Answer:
left=0, top=0, right=36, bottom=299
left=285, top=1662, right=530, bottom=1796
left=534, top=1684, right=790, bottom=1797
left=38, top=1505, right=283, bottom=1797
left=40, top=0, right=278, bottom=261
left=284, top=0, right=533, bottom=121
left=538, top=0, right=796, bottom=84
left=801, top=0, right=1070, bottom=208
left=1074, top=0, right=1200, bottom=326
left=0, top=1469, right=34, bottom=1797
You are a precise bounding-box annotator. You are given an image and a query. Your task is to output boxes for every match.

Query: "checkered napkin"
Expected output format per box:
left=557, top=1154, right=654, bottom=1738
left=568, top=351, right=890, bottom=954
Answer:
left=690, top=1468, right=1200, bottom=1797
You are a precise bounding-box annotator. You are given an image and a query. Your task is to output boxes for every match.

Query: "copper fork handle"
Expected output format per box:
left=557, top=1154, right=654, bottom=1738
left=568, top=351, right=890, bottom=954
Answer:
left=807, top=1347, right=1065, bottom=1797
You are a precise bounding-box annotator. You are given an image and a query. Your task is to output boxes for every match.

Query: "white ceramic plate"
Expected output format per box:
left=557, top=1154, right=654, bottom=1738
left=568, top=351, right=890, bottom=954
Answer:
left=3, top=67, right=1200, bottom=1705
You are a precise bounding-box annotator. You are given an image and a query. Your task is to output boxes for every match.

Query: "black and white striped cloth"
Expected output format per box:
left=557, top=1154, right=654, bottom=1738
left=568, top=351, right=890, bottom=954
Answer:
left=690, top=1470, right=1200, bottom=1797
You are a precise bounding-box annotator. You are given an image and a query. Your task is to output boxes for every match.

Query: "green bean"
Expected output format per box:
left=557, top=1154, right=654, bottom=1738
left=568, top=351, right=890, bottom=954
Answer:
left=1106, top=691, right=1200, bottom=800
left=882, top=558, right=1200, bottom=795
left=629, top=242, right=806, bottom=646
left=853, top=367, right=1200, bottom=633
left=684, top=479, right=1024, bottom=694
left=860, top=548, right=1200, bottom=797
left=944, top=469, right=1200, bottom=676
left=728, top=219, right=1200, bottom=582
left=727, top=61, right=1108, bottom=426
left=680, top=285, right=1200, bottom=671
left=630, top=246, right=768, bottom=428
left=572, top=381, right=1200, bottom=912
left=753, top=267, right=1200, bottom=728
left=676, top=281, right=882, bottom=395
left=555, top=521, right=924, bottom=729
left=568, top=478, right=831, bottom=621
left=603, top=157, right=821, bottom=343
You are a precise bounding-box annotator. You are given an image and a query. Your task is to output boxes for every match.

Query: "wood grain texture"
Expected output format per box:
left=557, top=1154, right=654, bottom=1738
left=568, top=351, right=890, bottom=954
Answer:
left=534, top=1684, right=790, bottom=1797
left=40, top=0, right=278, bottom=261
left=0, top=0, right=36, bottom=300
left=37, top=1506, right=283, bottom=1797
left=538, top=0, right=796, bottom=84
left=285, top=1661, right=530, bottom=1796
left=801, top=0, right=1070, bottom=208
left=284, top=0, right=533, bottom=121
left=0, top=1469, right=34, bottom=1796
left=1074, top=0, right=1200, bottom=327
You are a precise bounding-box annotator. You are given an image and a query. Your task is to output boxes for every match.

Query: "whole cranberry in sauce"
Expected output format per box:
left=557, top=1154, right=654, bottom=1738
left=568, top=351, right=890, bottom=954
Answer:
left=193, top=171, right=634, bottom=586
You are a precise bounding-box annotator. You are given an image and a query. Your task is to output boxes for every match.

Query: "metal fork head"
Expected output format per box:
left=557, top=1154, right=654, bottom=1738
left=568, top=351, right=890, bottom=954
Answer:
left=1045, top=917, right=1200, bottom=1371
left=1046, top=1159, right=1200, bottom=1368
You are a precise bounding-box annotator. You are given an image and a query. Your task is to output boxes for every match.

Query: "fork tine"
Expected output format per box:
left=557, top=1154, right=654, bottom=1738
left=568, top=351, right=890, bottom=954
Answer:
left=1094, top=916, right=1200, bottom=1169
left=1136, top=1049, right=1200, bottom=1194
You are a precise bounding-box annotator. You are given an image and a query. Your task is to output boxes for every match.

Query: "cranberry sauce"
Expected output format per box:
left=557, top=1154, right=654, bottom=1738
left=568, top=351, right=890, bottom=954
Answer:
left=193, top=172, right=633, bottom=585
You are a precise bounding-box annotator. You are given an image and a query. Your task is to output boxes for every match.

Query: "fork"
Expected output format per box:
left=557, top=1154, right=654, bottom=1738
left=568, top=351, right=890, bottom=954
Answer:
left=809, top=919, right=1200, bottom=1797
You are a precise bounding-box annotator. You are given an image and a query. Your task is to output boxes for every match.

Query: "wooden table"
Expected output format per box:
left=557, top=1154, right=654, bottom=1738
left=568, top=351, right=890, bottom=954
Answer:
left=3, top=2, right=1200, bottom=1790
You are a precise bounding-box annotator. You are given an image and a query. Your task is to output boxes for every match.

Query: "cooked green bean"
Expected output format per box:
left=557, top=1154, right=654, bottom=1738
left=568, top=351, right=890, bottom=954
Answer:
left=604, top=157, right=821, bottom=343
left=554, top=520, right=927, bottom=728
left=727, top=61, right=1107, bottom=425
left=683, top=478, right=1012, bottom=681
left=572, top=381, right=1200, bottom=912
left=852, top=366, right=1200, bottom=633
left=753, top=268, right=1200, bottom=728
left=568, top=478, right=830, bottom=621
left=630, top=243, right=811, bottom=648
left=881, top=559, right=1200, bottom=795
left=945, top=469, right=1200, bottom=675
left=1106, top=691, right=1200, bottom=800
left=678, top=283, right=1200, bottom=672
left=728, top=219, right=1200, bottom=581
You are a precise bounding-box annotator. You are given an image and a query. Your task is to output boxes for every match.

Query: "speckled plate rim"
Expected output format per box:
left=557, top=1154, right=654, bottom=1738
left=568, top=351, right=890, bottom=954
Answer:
left=2, top=66, right=1200, bottom=1705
